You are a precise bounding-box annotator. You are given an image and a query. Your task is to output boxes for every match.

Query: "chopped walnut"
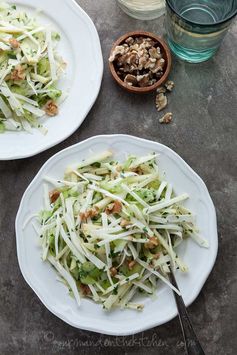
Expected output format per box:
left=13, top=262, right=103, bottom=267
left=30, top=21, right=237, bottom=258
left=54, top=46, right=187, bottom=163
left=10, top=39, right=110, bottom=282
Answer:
left=109, top=36, right=166, bottom=88
left=156, top=86, right=167, bottom=94
left=109, top=45, right=128, bottom=62
left=159, top=112, right=173, bottom=124
left=128, top=260, right=136, bottom=270
left=156, top=81, right=175, bottom=119
left=110, top=267, right=117, bottom=277
left=149, top=47, right=162, bottom=59
left=80, top=284, right=91, bottom=296
left=124, top=74, right=138, bottom=86
left=105, top=200, right=122, bottom=215
left=113, top=200, right=122, bottom=213
left=156, top=93, right=168, bottom=112
left=49, top=190, right=60, bottom=203
left=150, top=58, right=165, bottom=74
left=127, top=53, right=137, bottom=66
left=137, top=73, right=150, bottom=87
left=9, top=38, right=20, bottom=49
left=165, top=80, right=175, bottom=92
left=80, top=207, right=99, bottom=221
left=125, top=36, right=134, bottom=45
left=129, top=43, right=140, bottom=52
left=144, top=58, right=156, bottom=70
left=138, top=56, right=148, bottom=70
left=140, top=37, right=155, bottom=49
left=10, top=65, right=25, bottom=81
left=44, top=100, right=58, bottom=116
left=144, top=236, right=159, bottom=249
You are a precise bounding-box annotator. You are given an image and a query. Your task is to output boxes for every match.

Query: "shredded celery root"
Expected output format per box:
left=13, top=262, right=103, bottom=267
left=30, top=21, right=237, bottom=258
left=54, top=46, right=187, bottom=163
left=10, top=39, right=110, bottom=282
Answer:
left=34, top=151, right=208, bottom=311
left=0, top=2, right=66, bottom=134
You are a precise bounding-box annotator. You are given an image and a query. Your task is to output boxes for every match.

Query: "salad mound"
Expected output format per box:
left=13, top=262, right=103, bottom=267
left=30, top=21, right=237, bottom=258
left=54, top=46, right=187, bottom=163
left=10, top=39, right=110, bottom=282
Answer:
left=35, top=152, right=208, bottom=311
left=0, top=1, right=66, bottom=134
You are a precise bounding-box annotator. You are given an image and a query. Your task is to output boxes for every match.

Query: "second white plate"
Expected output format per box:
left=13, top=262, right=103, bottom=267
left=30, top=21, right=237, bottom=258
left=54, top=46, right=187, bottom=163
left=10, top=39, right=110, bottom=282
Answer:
left=15, top=135, right=218, bottom=335
left=0, top=0, right=103, bottom=160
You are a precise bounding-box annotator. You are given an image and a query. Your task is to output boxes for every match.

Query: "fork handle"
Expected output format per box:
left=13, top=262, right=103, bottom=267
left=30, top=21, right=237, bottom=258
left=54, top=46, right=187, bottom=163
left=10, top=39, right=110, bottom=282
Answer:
left=169, top=271, right=206, bottom=355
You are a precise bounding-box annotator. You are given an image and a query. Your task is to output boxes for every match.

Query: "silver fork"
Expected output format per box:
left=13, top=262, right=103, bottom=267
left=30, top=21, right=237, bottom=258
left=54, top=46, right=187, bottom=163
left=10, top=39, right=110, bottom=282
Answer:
left=168, top=269, right=206, bottom=355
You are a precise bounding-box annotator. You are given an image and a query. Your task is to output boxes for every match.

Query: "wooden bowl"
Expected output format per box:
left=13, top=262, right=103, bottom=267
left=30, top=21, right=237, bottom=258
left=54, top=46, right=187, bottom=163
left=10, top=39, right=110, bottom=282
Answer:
left=109, top=31, right=172, bottom=94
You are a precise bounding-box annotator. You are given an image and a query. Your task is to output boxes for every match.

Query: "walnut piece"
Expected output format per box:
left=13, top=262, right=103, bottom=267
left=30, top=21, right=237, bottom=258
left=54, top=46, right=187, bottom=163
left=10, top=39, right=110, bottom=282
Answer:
left=109, top=45, right=128, bottom=62
left=159, top=112, right=173, bottom=124
left=144, top=236, right=159, bottom=249
left=149, top=47, right=162, bottom=59
left=105, top=200, right=122, bottom=215
left=125, top=36, right=134, bottom=45
left=156, top=81, right=175, bottom=118
left=124, top=74, right=138, bottom=86
left=150, top=58, right=165, bottom=74
left=165, top=80, right=175, bottom=92
left=80, top=284, right=91, bottom=296
left=9, top=38, right=20, bottom=49
left=109, top=36, right=166, bottom=88
left=110, top=267, right=118, bottom=277
left=156, top=86, right=167, bottom=94
left=44, top=100, right=58, bottom=116
left=112, top=200, right=122, bottom=213
left=137, top=73, right=150, bottom=87
left=156, top=93, right=168, bottom=112
left=10, top=65, right=25, bottom=81
left=49, top=190, right=60, bottom=203
left=80, top=207, right=99, bottom=221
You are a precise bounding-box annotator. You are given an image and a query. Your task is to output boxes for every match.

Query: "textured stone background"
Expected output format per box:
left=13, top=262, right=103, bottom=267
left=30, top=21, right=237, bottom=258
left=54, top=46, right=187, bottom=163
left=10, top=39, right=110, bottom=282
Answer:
left=0, top=1, right=237, bottom=354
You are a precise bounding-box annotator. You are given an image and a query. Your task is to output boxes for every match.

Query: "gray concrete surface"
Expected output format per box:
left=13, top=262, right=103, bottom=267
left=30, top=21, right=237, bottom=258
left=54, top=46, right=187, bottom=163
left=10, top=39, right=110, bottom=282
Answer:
left=0, top=1, right=237, bottom=354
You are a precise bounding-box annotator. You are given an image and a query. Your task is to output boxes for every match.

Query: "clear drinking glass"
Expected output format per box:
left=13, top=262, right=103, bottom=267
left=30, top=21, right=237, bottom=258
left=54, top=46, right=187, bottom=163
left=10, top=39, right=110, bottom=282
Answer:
left=165, top=0, right=237, bottom=63
left=117, top=0, right=166, bottom=20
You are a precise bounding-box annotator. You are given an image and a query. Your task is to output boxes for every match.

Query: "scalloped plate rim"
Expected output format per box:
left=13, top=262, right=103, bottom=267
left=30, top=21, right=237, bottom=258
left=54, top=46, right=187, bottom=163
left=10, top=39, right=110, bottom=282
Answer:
left=15, top=134, right=218, bottom=335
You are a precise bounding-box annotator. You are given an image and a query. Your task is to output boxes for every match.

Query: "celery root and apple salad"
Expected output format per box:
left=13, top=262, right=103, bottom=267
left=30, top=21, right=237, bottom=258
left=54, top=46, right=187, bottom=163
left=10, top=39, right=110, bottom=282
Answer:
left=33, top=151, right=209, bottom=311
left=0, top=1, right=66, bottom=134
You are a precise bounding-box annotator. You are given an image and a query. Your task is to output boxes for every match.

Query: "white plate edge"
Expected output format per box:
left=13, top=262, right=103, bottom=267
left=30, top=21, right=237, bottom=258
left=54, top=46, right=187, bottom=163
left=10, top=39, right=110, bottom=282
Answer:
left=15, top=134, right=219, bottom=335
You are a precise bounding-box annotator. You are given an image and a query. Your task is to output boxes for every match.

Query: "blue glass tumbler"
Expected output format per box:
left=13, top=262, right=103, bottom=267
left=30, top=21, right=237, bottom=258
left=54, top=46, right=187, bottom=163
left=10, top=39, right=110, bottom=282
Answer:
left=165, top=0, right=237, bottom=63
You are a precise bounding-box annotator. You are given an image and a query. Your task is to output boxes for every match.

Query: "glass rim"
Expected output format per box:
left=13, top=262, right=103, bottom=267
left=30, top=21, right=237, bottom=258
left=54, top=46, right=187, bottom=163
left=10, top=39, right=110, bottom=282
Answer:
left=166, top=0, right=237, bottom=26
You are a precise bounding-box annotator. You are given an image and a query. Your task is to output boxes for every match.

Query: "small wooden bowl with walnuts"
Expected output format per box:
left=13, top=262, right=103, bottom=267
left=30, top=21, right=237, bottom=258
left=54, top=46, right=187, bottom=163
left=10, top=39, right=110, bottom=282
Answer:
left=109, top=31, right=172, bottom=94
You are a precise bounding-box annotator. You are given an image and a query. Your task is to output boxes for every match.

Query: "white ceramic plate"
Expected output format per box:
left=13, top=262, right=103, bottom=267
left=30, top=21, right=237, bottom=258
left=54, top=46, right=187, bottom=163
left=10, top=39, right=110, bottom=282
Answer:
left=15, top=135, right=218, bottom=335
left=0, top=0, right=103, bottom=160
